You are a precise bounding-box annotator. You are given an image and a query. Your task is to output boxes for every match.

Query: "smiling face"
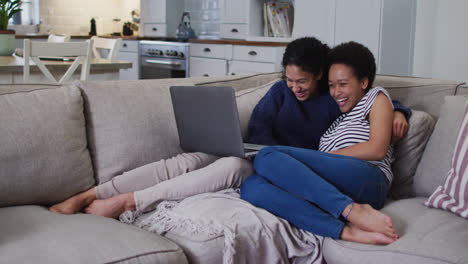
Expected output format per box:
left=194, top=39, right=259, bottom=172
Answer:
left=328, top=63, right=368, bottom=113
left=285, top=65, right=322, bottom=101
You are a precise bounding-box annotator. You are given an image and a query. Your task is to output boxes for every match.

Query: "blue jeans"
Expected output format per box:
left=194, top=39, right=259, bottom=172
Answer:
left=240, top=146, right=389, bottom=239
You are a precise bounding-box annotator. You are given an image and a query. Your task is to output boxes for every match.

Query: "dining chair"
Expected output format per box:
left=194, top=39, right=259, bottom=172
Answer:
left=47, top=33, right=71, bottom=42
left=23, top=39, right=93, bottom=84
left=90, top=36, right=122, bottom=61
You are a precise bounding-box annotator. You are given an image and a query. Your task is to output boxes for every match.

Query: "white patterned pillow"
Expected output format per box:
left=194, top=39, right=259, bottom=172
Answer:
left=424, top=104, right=468, bottom=218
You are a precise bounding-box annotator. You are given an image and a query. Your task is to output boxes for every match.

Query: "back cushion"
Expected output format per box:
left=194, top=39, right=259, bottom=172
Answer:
left=0, top=86, right=94, bottom=207
left=235, top=79, right=281, bottom=139
left=374, top=74, right=460, bottom=119
left=413, top=96, right=468, bottom=197
left=390, top=110, right=435, bottom=199
left=198, top=72, right=282, bottom=92
left=78, top=79, right=194, bottom=184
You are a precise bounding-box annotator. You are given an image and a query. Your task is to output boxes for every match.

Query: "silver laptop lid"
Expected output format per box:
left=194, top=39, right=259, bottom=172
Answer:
left=170, top=86, right=245, bottom=158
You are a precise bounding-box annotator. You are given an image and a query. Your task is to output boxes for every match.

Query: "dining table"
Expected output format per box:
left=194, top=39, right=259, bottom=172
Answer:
left=0, top=55, right=132, bottom=84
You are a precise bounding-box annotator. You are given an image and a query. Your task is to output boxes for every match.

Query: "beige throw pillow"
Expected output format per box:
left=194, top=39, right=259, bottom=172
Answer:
left=235, top=78, right=281, bottom=139
left=413, top=96, right=468, bottom=197
left=390, top=110, right=435, bottom=199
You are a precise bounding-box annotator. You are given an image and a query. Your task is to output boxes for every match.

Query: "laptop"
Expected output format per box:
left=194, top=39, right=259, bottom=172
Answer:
left=170, top=85, right=267, bottom=158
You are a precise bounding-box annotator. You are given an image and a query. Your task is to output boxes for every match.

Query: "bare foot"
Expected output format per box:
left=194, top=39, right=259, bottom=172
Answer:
left=343, top=203, right=398, bottom=239
left=341, top=224, right=396, bottom=245
left=84, top=192, right=136, bottom=219
left=49, top=188, right=96, bottom=215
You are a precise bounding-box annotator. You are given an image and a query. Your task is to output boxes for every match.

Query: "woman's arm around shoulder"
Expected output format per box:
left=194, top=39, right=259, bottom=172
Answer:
left=391, top=100, right=411, bottom=143
left=329, top=92, right=393, bottom=160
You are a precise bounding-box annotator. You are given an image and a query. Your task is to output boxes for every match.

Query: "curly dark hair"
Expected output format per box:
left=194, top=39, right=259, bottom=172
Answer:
left=327, top=41, right=376, bottom=91
left=282, top=37, right=330, bottom=93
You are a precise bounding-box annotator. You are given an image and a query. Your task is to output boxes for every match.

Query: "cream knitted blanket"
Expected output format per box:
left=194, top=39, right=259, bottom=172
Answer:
left=120, top=188, right=324, bottom=264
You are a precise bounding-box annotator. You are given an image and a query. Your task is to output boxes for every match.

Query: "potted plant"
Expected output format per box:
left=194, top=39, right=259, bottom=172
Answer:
left=0, top=0, right=21, bottom=55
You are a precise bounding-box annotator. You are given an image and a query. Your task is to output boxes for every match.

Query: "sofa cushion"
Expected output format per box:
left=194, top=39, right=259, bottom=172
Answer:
left=323, top=197, right=468, bottom=264
left=413, top=96, right=468, bottom=197
left=424, top=104, right=468, bottom=218
left=235, top=78, right=281, bottom=139
left=0, top=206, right=187, bottom=264
left=78, top=79, right=194, bottom=184
left=390, top=110, right=435, bottom=199
left=0, top=86, right=94, bottom=207
left=196, top=72, right=282, bottom=92
left=374, top=74, right=461, bottom=120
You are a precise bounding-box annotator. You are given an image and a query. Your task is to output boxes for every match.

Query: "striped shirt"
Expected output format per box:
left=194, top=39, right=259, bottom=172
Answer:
left=319, top=87, right=394, bottom=183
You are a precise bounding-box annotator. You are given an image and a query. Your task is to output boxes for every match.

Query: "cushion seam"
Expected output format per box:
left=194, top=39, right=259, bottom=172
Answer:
left=0, top=85, right=63, bottom=96
left=325, top=239, right=458, bottom=264
left=196, top=72, right=281, bottom=85
left=103, top=249, right=185, bottom=264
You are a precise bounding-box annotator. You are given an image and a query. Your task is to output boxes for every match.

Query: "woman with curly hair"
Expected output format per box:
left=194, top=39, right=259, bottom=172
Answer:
left=241, top=41, right=399, bottom=245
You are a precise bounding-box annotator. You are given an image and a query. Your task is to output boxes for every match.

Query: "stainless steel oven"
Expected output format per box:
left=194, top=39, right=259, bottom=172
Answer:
left=139, top=41, right=190, bottom=79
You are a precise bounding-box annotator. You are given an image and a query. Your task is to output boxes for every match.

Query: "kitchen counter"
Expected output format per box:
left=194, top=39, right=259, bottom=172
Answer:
left=15, top=34, right=290, bottom=46
left=0, top=55, right=132, bottom=84
left=188, top=38, right=289, bottom=47
left=15, top=34, right=180, bottom=41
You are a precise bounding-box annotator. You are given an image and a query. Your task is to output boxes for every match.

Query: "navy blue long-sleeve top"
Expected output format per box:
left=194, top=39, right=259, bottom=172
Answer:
left=246, top=80, right=411, bottom=150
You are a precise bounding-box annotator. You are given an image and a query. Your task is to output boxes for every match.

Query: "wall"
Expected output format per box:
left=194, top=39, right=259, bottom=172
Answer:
left=39, top=0, right=139, bottom=35
left=413, top=0, right=468, bottom=82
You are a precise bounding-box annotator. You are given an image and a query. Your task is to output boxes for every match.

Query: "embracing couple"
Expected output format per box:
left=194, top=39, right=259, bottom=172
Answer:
left=50, top=37, right=410, bottom=245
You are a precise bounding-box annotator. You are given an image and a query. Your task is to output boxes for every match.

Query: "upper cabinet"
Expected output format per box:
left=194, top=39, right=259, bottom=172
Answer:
left=293, top=0, right=417, bottom=76
left=220, top=0, right=249, bottom=23
left=219, top=0, right=265, bottom=40
left=141, top=0, right=166, bottom=23
left=140, top=0, right=185, bottom=37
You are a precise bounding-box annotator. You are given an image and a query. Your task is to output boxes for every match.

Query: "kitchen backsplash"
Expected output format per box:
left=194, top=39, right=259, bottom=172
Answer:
left=39, top=0, right=139, bottom=35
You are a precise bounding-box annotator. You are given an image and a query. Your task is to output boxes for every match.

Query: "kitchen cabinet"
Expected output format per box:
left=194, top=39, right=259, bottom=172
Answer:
left=140, top=0, right=185, bottom=37
left=189, top=42, right=285, bottom=77
left=118, top=40, right=139, bottom=80
left=219, top=0, right=264, bottom=39
left=229, top=45, right=284, bottom=75
left=189, top=43, right=231, bottom=77
left=293, top=0, right=417, bottom=76
left=190, top=57, right=228, bottom=77
left=228, top=60, right=276, bottom=75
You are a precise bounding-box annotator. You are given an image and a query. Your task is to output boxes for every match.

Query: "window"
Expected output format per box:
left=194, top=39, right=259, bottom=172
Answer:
left=10, top=0, right=40, bottom=26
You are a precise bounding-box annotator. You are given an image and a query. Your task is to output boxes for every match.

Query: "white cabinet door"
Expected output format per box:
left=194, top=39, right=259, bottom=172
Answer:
left=141, top=0, right=166, bottom=23
left=334, top=0, right=382, bottom=62
left=142, top=23, right=167, bottom=37
left=189, top=57, right=228, bottom=77
left=220, top=0, right=249, bottom=23
left=119, top=51, right=139, bottom=80
left=292, top=0, right=336, bottom=46
left=190, top=43, right=231, bottom=59
left=232, top=45, right=278, bottom=63
left=228, top=60, right=276, bottom=76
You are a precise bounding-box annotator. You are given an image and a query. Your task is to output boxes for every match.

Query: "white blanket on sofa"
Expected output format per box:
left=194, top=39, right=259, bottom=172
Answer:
left=120, top=188, right=324, bottom=264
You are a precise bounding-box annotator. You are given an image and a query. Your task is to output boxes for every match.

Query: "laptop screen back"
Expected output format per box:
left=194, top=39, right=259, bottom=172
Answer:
left=170, top=86, right=245, bottom=158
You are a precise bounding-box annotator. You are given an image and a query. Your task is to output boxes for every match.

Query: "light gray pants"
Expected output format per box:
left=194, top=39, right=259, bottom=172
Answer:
left=95, top=152, right=254, bottom=213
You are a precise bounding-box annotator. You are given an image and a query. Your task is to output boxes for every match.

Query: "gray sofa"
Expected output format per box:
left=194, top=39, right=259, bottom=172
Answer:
left=1, top=72, right=467, bottom=264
